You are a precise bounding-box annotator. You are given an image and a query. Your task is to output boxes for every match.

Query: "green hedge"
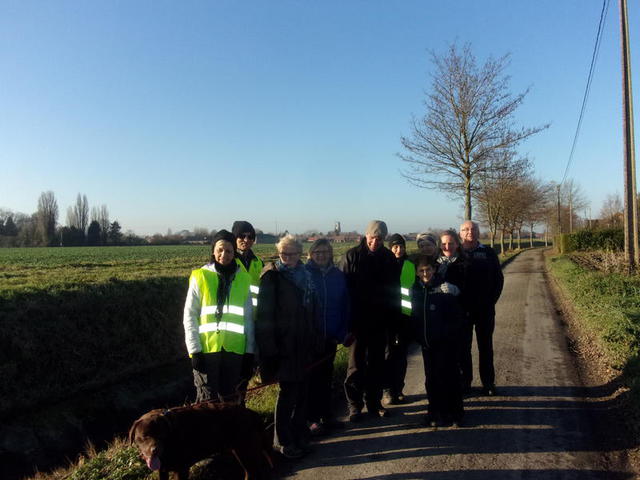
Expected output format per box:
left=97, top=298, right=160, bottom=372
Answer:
left=556, top=228, right=624, bottom=253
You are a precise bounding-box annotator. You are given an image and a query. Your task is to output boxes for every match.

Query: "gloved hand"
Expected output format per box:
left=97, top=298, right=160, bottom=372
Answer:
left=438, top=282, right=460, bottom=296
left=191, top=352, right=206, bottom=372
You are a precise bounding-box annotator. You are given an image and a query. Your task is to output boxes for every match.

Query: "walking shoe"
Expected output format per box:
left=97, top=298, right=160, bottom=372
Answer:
left=276, top=445, right=304, bottom=459
left=367, top=406, right=391, bottom=418
left=378, top=406, right=391, bottom=417
left=423, top=414, right=438, bottom=427
left=425, top=412, right=444, bottom=427
left=483, top=384, right=497, bottom=396
left=348, top=410, right=363, bottom=423
left=382, top=390, right=395, bottom=405
left=323, top=418, right=346, bottom=430
left=450, top=415, right=464, bottom=428
left=298, top=441, right=314, bottom=454
left=309, top=422, right=326, bottom=437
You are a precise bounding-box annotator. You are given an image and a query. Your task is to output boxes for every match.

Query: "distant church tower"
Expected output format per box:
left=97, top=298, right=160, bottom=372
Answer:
left=334, top=221, right=341, bottom=235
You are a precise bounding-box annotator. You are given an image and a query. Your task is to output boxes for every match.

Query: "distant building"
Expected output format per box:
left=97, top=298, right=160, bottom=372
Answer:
left=331, top=233, right=361, bottom=243
left=256, top=233, right=279, bottom=244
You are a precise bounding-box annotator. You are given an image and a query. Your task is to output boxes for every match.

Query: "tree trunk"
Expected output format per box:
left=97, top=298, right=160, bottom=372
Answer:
left=465, top=176, right=472, bottom=220
left=529, top=224, right=534, bottom=248
left=508, top=231, right=514, bottom=251
left=517, top=228, right=522, bottom=249
left=500, top=230, right=505, bottom=255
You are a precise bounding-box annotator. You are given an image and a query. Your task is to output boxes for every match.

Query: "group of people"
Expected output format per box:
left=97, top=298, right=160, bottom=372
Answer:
left=182, top=219, right=503, bottom=459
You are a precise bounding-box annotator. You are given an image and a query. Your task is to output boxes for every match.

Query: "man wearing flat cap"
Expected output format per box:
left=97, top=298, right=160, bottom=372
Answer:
left=340, top=220, right=401, bottom=421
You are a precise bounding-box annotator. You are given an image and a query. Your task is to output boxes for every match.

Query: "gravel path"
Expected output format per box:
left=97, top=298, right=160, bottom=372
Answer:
left=277, top=248, right=635, bottom=479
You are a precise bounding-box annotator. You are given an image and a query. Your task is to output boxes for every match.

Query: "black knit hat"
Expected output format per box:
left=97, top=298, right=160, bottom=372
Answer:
left=388, top=233, right=406, bottom=248
left=211, top=229, right=237, bottom=253
left=231, top=220, right=256, bottom=239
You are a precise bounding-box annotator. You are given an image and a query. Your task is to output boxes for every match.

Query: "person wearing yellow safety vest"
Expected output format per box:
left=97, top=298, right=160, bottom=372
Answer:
left=183, top=230, right=254, bottom=404
left=383, top=233, right=416, bottom=406
left=232, top=220, right=264, bottom=304
left=231, top=220, right=264, bottom=396
left=256, top=234, right=322, bottom=460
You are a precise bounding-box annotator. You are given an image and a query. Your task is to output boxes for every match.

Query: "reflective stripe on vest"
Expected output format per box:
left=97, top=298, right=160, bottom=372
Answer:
left=236, top=256, right=264, bottom=307
left=199, top=322, right=245, bottom=334
left=191, top=267, right=251, bottom=355
left=400, top=259, right=416, bottom=316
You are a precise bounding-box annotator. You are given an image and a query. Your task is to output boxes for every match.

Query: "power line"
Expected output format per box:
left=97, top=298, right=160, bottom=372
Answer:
left=560, top=0, right=610, bottom=187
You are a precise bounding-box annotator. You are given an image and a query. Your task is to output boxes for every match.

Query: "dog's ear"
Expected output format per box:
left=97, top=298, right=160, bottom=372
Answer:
left=128, top=419, right=141, bottom=445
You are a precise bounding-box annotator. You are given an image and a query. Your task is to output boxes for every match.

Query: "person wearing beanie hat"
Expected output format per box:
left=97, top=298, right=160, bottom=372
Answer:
left=231, top=221, right=264, bottom=298
left=339, top=220, right=400, bottom=421
left=388, top=233, right=405, bottom=249
left=411, top=231, right=440, bottom=265
left=410, top=254, right=465, bottom=428
left=183, top=229, right=254, bottom=403
left=231, top=221, right=264, bottom=400
left=383, top=233, right=415, bottom=406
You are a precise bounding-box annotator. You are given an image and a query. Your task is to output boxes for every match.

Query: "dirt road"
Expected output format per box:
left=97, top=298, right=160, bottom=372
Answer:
left=279, top=248, right=636, bottom=479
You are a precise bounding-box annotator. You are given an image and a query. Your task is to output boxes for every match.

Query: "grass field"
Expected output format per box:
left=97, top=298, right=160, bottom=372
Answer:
left=0, top=243, right=362, bottom=296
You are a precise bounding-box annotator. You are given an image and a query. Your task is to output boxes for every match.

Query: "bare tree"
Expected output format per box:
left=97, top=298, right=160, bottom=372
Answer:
left=91, top=204, right=110, bottom=244
left=400, top=43, right=549, bottom=219
left=561, top=180, right=588, bottom=233
left=600, top=193, right=623, bottom=228
left=36, top=191, right=59, bottom=246
left=67, top=193, right=89, bottom=234
left=475, top=151, right=531, bottom=247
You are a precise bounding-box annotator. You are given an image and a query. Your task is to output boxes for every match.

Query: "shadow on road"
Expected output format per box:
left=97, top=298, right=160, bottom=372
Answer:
left=276, top=380, right=638, bottom=476
left=356, top=470, right=634, bottom=479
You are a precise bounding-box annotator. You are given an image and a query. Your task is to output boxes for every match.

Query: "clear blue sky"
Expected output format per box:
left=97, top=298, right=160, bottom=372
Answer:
left=1, top=0, right=638, bottom=235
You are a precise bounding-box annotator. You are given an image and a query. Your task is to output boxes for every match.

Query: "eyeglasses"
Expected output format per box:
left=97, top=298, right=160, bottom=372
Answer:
left=311, top=250, right=331, bottom=255
left=238, top=234, right=255, bottom=240
left=280, top=251, right=301, bottom=258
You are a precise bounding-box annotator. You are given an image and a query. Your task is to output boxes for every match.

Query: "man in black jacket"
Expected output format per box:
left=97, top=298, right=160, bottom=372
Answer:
left=459, top=220, right=504, bottom=396
left=340, top=220, right=400, bottom=421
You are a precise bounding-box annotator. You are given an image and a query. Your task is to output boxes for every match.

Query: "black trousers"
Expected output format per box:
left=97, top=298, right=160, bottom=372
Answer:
left=422, top=343, right=463, bottom=419
left=460, top=310, right=496, bottom=388
left=384, top=316, right=412, bottom=396
left=274, top=380, right=309, bottom=449
left=307, top=340, right=337, bottom=423
left=344, top=327, right=386, bottom=413
left=192, top=350, right=244, bottom=403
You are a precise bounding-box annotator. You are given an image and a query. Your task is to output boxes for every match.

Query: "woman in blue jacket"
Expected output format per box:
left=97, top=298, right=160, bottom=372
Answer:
left=305, top=238, right=352, bottom=436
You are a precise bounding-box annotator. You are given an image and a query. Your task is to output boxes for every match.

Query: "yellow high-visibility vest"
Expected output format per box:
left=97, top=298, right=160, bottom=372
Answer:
left=191, top=267, right=251, bottom=355
left=236, top=255, right=264, bottom=307
left=400, top=259, right=416, bottom=316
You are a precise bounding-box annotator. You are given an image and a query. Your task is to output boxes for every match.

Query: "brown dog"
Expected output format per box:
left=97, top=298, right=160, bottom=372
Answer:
left=129, top=402, right=273, bottom=480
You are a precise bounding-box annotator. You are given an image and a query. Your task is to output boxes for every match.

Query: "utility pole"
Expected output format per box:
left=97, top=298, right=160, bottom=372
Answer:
left=620, top=0, right=639, bottom=267
left=556, top=184, right=562, bottom=235
left=569, top=189, right=573, bottom=233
